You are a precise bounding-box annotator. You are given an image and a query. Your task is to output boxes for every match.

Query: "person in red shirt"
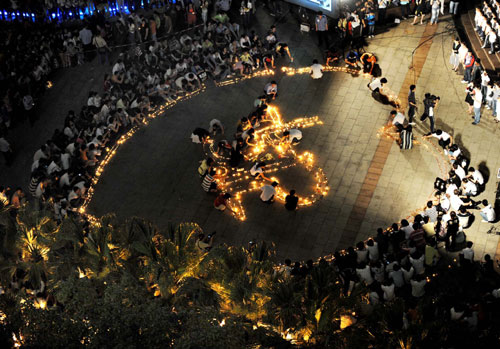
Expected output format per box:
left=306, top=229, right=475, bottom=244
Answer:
left=462, top=51, right=475, bottom=83
left=214, top=193, right=235, bottom=213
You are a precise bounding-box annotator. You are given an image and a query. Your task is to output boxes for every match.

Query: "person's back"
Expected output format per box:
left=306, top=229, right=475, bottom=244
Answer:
left=285, top=191, right=298, bottom=211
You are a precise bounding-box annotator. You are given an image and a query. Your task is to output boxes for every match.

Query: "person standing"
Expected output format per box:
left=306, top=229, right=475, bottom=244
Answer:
left=450, top=38, right=461, bottom=71
left=315, top=11, right=329, bottom=48
left=378, top=0, right=388, bottom=25
left=408, top=85, right=417, bottom=124
left=462, top=51, right=475, bottom=83
left=449, top=0, right=460, bottom=16
left=366, top=10, right=376, bottom=38
left=472, top=86, right=482, bottom=125
left=93, top=33, right=111, bottom=65
left=79, top=25, right=93, bottom=62
left=430, top=0, right=441, bottom=25
left=480, top=71, right=490, bottom=104
left=412, top=0, right=426, bottom=25
left=401, top=0, right=410, bottom=20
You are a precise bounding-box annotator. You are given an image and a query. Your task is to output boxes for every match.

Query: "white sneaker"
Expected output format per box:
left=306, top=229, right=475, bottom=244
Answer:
left=481, top=219, right=488, bottom=223
left=409, top=122, right=416, bottom=125
left=461, top=80, right=468, bottom=84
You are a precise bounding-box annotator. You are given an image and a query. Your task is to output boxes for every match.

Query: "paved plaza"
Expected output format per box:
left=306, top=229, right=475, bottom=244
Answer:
left=2, top=11, right=500, bottom=262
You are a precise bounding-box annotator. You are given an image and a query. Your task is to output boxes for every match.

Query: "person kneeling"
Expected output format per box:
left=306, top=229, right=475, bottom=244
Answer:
left=260, top=181, right=278, bottom=204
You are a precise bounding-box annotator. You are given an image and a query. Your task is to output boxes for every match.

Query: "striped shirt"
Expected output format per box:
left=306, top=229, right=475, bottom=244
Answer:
left=201, top=174, right=216, bottom=192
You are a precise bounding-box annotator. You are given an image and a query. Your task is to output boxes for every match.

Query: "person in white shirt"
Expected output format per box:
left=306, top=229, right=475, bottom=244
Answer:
left=480, top=200, right=496, bottom=222
left=309, top=59, right=324, bottom=79
left=366, top=239, right=379, bottom=261
left=381, top=280, right=395, bottom=301
left=356, top=262, right=374, bottom=285
left=60, top=152, right=71, bottom=170
left=447, top=144, right=461, bottom=163
left=33, top=145, right=49, bottom=162
left=410, top=275, right=426, bottom=298
left=402, top=264, right=414, bottom=284
left=480, top=71, right=490, bottom=103
left=264, top=81, right=278, bottom=101
left=389, top=110, right=405, bottom=128
left=462, top=178, right=478, bottom=197
left=368, top=77, right=387, bottom=93
left=472, top=87, right=482, bottom=125
left=453, top=163, right=466, bottom=180
left=209, top=119, right=224, bottom=135
left=461, top=241, right=474, bottom=261
left=282, top=129, right=302, bottom=144
left=260, top=181, right=278, bottom=203
left=423, top=129, right=452, bottom=149
left=410, top=251, right=425, bottom=275
left=449, top=190, right=465, bottom=212
left=468, top=167, right=484, bottom=186
left=250, top=162, right=271, bottom=181
left=440, top=194, right=451, bottom=212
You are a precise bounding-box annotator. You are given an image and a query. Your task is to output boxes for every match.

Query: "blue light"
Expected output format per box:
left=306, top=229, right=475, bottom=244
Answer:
left=69, top=11, right=73, bottom=17
left=52, top=13, right=56, bottom=19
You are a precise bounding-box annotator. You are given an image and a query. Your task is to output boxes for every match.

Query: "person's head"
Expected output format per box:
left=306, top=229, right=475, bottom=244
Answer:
left=393, top=264, right=401, bottom=271
left=257, top=162, right=266, bottom=168
left=283, top=130, right=290, bottom=137
left=466, top=241, right=473, bottom=248
left=317, top=11, right=323, bottom=16
left=198, top=233, right=205, bottom=241
left=312, top=59, right=318, bottom=64
left=459, top=206, right=467, bottom=213
left=271, top=80, right=277, bottom=86
left=367, top=239, right=374, bottom=247
left=435, top=129, right=443, bottom=136
left=427, top=201, right=433, bottom=208
left=290, top=189, right=296, bottom=196
left=401, top=219, right=409, bottom=227
left=410, top=84, right=416, bottom=91
left=484, top=254, right=491, bottom=262
left=450, top=211, right=457, bottom=218
left=356, top=241, right=365, bottom=250
left=482, top=199, right=489, bottom=206
left=206, top=157, right=214, bottom=165
left=462, top=178, right=468, bottom=184
left=476, top=58, right=481, bottom=65
left=423, top=216, right=429, bottom=224
left=285, top=258, right=291, bottom=266
left=223, top=193, right=232, bottom=199
left=390, top=110, right=397, bottom=116
left=271, top=181, right=278, bottom=187
left=380, top=78, right=387, bottom=84
left=0, top=186, right=4, bottom=193
left=209, top=168, right=216, bottom=176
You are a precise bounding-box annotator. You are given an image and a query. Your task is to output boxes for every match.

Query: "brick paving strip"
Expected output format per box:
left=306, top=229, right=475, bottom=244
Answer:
left=337, top=24, right=439, bottom=249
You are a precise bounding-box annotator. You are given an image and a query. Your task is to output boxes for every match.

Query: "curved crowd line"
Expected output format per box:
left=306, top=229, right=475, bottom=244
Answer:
left=38, top=64, right=472, bottom=263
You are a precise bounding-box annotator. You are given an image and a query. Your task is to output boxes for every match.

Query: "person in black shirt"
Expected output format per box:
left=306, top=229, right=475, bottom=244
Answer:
left=285, top=190, right=298, bottom=211
left=408, top=85, right=417, bottom=124
left=446, top=211, right=459, bottom=251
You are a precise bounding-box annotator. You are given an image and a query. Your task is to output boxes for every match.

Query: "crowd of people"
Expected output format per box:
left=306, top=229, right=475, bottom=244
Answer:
left=336, top=0, right=461, bottom=41
left=475, top=0, right=500, bottom=55
left=1, top=0, right=499, bottom=329
left=0, top=1, right=306, bottom=225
